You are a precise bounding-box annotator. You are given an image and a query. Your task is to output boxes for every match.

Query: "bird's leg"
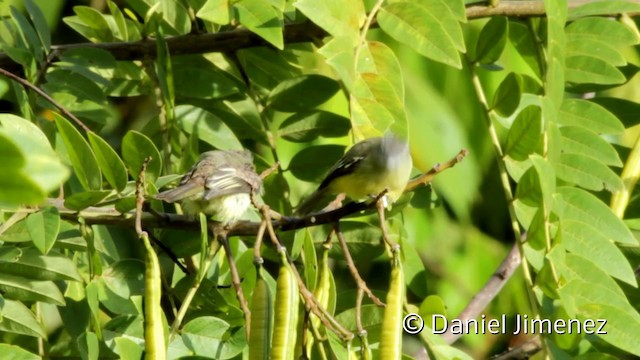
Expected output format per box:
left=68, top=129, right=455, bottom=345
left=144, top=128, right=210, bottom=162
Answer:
left=143, top=202, right=172, bottom=222
left=322, top=193, right=346, bottom=213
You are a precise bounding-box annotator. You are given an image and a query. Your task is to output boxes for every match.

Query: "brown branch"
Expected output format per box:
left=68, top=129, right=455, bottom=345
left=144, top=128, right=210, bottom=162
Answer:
left=334, top=224, right=384, bottom=307
left=1, top=1, right=630, bottom=75
left=0, top=67, right=91, bottom=133
left=259, top=204, right=354, bottom=341
left=489, top=336, right=542, bottom=360
left=406, top=149, right=469, bottom=191
left=134, top=157, right=152, bottom=235
left=37, top=149, right=466, bottom=236
left=441, top=242, right=522, bottom=344
left=220, top=233, right=252, bottom=340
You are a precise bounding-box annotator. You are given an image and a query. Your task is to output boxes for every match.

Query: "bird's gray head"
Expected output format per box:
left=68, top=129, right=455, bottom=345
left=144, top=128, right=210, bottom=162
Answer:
left=381, top=132, right=410, bottom=165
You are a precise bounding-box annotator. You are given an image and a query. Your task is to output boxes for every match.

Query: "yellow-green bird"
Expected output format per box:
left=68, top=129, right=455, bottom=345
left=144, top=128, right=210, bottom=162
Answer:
left=296, top=132, right=413, bottom=214
left=156, top=150, right=263, bottom=224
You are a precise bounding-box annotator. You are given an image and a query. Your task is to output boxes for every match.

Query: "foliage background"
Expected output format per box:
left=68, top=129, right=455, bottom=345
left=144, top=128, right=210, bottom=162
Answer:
left=0, top=0, right=640, bottom=359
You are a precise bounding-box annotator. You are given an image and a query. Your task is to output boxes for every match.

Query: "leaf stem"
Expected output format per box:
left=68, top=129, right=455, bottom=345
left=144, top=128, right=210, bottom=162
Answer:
left=469, top=65, right=540, bottom=316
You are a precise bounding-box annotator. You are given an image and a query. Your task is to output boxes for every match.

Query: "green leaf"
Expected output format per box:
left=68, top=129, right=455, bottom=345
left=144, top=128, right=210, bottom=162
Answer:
left=234, top=0, right=283, bottom=49
left=173, top=65, right=240, bottom=99
left=557, top=187, right=637, bottom=245
left=0, top=300, right=46, bottom=338
left=87, top=132, right=128, bottom=192
left=293, top=0, right=363, bottom=45
left=358, top=41, right=405, bottom=102
left=505, top=105, right=541, bottom=161
left=54, top=114, right=102, bottom=191
left=107, top=0, right=129, bottom=41
left=78, top=331, right=99, bottom=360
left=569, top=0, right=640, bottom=19
left=121, top=131, right=162, bottom=183
left=589, top=97, right=640, bottom=128
left=0, top=115, right=69, bottom=204
left=562, top=254, right=626, bottom=299
left=176, top=105, right=243, bottom=150
left=475, top=16, right=508, bottom=64
left=553, top=153, right=623, bottom=192
left=508, top=21, right=542, bottom=79
left=490, top=73, right=522, bottom=117
left=0, top=344, right=41, bottom=359
left=64, top=190, right=112, bottom=211
left=351, top=73, right=408, bottom=139
left=377, top=1, right=461, bottom=68
left=267, top=75, right=341, bottom=112
left=579, top=304, right=640, bottom=357
left=0, top=248, right=82, bottom=282
left=26, top=206, right=60, bottom=255
left=115, top=337, right=144, bottom=360
left=102, top=260, right=145, bottom=298
left=566, top=38, right=626, bottom=67
left=9, top=6, right=44, bottom=63
left=278, top=110, right=350, bottom=142
left=526, top=208, right=547, bottom=249
left=182, top=316, right=231, bottom=355
left=562, top=220, right=636, bottom=285
left=64, top=6, right=114, bottom=42
left=289, top=145, right=345, bottom=182
left=565, top=17, right=639, bottom=47
left=0, top=273, right=65, bottom=305
left=24, top=0, right=51, bottom=53
left=559, top=99, right=624, bottom=134
left=197, top=0, right=230, bottom=25
left=532, top=155, right=556, bottom=210
left=559, top=126, right=622, bottom=167
left=565, top=56, right=626, bottom=85
left=558, top=280, right=640, bottom=356
left=318, top=36, right=357, bottom=89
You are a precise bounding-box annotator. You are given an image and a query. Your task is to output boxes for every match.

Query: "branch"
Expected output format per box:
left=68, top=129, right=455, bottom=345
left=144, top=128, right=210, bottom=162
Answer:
left=0, top=1, right=627, bottom=74
left=441, top=242, right=521, bottom=344
left=37, top=149, right=466, bottom=236
left=0, top=67, right=91, bottom=132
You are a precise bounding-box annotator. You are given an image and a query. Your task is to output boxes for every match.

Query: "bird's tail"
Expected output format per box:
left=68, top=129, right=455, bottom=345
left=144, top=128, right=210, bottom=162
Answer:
left=155, top=182, right=201, bottom=203
left=295, top=187, right=329, bottom=215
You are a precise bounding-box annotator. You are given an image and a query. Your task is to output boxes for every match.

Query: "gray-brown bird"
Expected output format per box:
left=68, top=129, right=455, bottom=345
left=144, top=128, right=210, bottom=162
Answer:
left=155, top=150, right=263, bottom=224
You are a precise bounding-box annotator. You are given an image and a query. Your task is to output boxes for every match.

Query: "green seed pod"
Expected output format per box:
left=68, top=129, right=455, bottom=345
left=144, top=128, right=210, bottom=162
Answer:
left=249, top=272, right=273, bottom=360
left=271, top=252, right=299, bottom=360
left=379, top=258, right=404, bottom=360
left=142, top=234, right=166, bottom=360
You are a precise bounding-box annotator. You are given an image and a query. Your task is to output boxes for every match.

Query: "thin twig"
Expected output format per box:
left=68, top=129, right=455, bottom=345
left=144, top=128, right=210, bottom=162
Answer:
left=490, top=336, right=542, bottom=360
left=170, top=232, right=221, bottom=338
left=442, top=243, right=521, bottom=344
left=31, top=150, right=467, bottom=236
left=1, top=1, right=615, bottom=74
left=260, top=205, right=354, bottom=341
left=405, top=149, right=469, bottom=191
left=0, top=67, right=91, bottom=132
left=260, top=161, right=281, bottom=179
left=220, top=233, right=252, bottom=340
left=334, top=224, right=384, bottom=307
left=376, top=197, right=398, bottom=251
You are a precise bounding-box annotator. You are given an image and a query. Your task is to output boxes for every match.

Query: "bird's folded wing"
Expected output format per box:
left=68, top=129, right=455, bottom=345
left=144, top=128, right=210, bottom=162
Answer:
left=155, top=181, right=203, bottom=202
left=203, top=167, right=253, bottom=200
left=319, top=156, right=365, bottom=189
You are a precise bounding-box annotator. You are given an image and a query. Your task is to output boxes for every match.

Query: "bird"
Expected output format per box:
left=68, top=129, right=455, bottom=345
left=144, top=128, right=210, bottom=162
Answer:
left=296, top=132, right=412, bottom=214
left=155, top=150, right=263, bottom=224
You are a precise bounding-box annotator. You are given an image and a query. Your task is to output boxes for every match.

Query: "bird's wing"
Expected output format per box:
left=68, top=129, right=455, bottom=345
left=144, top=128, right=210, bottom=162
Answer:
left=318, top=156, right=366, bottom=189
left=203, top=166, right=253, bottom=200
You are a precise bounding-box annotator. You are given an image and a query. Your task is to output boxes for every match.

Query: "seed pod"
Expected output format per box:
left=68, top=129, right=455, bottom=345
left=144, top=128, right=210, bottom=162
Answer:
left=271, top=252, right=299, bottom=360
left=379, top=257, right=404, bottom=360
left=142, top=234, right=166, bottom=360
left=249, top=271, right=273, bottom=360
